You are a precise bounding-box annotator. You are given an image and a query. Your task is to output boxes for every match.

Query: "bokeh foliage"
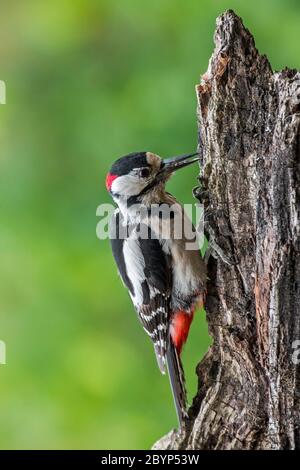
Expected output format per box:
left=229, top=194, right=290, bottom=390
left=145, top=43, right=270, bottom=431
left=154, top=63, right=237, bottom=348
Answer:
left=0, top=0, right=299, bottom=450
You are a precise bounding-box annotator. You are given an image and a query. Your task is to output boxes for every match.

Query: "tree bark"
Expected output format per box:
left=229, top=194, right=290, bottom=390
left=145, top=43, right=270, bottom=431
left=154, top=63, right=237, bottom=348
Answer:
left=153, top=9, right=300, bottom=450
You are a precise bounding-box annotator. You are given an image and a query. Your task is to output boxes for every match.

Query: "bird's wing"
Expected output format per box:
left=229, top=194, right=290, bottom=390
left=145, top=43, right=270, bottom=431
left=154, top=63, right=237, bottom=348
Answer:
left=136, top=224, right=188, bottom=426
left=110, top=212, right=172, bottom=374
left=110, top=210, right=188, bottom=426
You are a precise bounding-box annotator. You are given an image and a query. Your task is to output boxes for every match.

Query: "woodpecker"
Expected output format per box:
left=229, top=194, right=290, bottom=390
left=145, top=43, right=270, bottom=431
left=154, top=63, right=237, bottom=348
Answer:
left=106, top=151, right=206, bottom=428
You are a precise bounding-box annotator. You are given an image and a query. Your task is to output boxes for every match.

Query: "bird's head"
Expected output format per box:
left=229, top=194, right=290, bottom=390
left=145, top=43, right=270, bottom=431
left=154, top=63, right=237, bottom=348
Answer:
left=105, top=151, right=199, bottom=202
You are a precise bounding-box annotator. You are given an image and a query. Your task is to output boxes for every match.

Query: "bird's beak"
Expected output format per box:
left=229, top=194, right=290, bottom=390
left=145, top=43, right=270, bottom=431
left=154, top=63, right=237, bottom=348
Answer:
left=157, top=152, right=200, bottom=181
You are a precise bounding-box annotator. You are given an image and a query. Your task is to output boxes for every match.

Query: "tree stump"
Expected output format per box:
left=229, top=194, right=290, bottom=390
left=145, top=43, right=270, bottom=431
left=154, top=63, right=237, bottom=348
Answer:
left=153, top=9, right=300, bottom=450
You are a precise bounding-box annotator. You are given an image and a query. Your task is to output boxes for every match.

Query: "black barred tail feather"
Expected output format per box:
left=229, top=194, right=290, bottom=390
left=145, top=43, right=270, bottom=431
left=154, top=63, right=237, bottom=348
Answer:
left=166, top=340, right=188, bottom=429
left=140, top=295, right=170, bottom=374
left=152, top=296, right=169, bottom=374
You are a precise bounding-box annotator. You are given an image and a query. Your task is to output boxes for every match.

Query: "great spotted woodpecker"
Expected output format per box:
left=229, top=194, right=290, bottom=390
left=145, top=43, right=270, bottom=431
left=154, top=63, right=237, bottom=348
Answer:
left=106, top=151, right=206, bottom=428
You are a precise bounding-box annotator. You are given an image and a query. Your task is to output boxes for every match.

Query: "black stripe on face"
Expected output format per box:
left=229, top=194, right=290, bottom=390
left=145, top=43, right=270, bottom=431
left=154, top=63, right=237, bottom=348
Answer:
left=110, top=152, right=149, bottom=176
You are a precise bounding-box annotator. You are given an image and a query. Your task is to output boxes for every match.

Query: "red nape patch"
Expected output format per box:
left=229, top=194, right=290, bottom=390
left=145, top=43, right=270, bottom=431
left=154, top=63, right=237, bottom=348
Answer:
left=105, top=173, right=118, bottom=191
left=170, top=309, right=195, bottom=354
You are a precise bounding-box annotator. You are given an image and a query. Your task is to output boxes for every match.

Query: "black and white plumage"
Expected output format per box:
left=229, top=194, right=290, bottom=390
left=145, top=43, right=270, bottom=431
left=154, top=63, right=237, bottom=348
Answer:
left=106, top=151, right=206, bottom=427
left=111, top=211, right=172, bottom=373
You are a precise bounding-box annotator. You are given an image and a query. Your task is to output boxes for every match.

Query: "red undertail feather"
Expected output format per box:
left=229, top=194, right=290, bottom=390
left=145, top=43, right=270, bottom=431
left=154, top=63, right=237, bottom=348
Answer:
left=170, top=309, right=194, bottom=355
left=105, top=173, right=118, bottom=191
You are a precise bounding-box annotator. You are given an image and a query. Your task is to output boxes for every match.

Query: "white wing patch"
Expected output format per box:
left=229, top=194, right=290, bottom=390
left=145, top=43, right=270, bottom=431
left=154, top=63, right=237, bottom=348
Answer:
left=123, top=236, right=146, bottom=306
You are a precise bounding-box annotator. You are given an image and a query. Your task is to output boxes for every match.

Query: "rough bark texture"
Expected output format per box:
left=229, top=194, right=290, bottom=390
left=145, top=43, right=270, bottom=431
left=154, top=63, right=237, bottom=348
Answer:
left=153, top=10, right=300, bottom=450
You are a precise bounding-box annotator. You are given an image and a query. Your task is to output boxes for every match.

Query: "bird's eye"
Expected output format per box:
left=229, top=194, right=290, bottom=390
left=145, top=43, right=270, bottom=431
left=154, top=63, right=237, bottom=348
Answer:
left=140, top=168, right=151, bottom=178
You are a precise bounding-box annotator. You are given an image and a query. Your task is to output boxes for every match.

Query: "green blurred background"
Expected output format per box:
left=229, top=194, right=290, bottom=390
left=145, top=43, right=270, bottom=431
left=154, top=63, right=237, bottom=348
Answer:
left=0, top=0, right=299, bottom=450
